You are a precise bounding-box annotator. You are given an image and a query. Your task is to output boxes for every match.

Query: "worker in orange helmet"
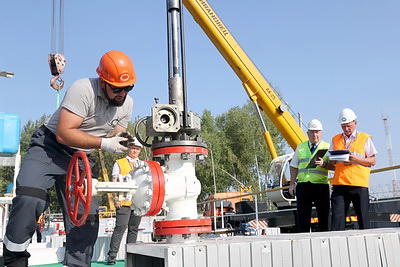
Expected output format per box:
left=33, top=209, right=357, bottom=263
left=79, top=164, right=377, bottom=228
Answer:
left=3, top=51, right=136, bottom=267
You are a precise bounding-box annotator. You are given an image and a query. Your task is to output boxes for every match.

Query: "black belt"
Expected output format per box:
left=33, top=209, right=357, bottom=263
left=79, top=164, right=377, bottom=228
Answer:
left=40, top=125, right=79, bottom=156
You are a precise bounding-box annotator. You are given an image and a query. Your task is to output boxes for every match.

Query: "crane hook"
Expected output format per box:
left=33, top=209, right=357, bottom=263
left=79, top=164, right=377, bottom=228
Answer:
left=48, top=53, right=66, bottom=91
left=50, top=75, right=65, bottom=91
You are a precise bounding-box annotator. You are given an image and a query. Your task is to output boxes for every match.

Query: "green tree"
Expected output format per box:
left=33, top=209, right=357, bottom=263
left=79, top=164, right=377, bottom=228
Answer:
left=196, top=101, right=287, bottom=201
left=196, top=110, right=233, bottom=200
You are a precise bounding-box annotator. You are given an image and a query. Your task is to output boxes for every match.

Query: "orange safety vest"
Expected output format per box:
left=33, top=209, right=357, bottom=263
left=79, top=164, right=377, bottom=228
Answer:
left=116, top=158, right=136, bottom=206
left=331, top=132, right=371, bottom=187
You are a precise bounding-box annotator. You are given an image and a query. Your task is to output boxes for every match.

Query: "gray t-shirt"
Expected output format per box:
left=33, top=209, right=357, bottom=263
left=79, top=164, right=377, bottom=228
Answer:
left=46, top=78, right=133, bottom=151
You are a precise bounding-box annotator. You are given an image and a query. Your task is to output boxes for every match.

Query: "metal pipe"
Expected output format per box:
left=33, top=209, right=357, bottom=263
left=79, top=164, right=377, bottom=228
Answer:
left=167, top=0, right=184, bottom=113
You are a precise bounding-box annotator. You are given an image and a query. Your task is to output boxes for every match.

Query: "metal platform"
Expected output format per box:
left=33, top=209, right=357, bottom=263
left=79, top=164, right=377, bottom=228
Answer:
left=126, top=228, right=400, bottom=267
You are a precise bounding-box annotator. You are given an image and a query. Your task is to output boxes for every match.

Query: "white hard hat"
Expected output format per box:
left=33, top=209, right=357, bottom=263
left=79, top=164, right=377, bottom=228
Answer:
left=338, top=108, right=357, bottom=124
left=307, top=119, right=323, bottom=130
left=128, top=138, right=142, bottom=148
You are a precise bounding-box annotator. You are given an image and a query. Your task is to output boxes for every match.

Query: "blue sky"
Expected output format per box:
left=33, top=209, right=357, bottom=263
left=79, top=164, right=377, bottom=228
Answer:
left=1, top=1, right=399, bottom=191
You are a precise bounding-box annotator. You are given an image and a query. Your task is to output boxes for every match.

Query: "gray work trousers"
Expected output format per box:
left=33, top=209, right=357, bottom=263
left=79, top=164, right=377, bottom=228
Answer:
left=3, top=125, right=99, bottom=267
left=107, top=206, right=141, bottom=258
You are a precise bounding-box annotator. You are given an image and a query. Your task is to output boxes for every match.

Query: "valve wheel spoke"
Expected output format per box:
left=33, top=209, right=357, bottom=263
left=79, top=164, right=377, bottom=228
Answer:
left=134, top=117, right=153, bottom=147
left=66, top=151, right=92, bottom=226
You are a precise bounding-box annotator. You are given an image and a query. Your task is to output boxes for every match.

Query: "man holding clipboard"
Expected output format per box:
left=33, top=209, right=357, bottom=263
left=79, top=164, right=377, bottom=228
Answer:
left=328, top=108, right=377, bottom=230
left=289, top=119, right=330, bottom=232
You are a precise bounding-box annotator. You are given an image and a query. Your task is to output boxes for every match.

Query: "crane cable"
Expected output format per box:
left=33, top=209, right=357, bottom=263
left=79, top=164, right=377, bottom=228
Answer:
left=48, top=0, right=66, bottom=107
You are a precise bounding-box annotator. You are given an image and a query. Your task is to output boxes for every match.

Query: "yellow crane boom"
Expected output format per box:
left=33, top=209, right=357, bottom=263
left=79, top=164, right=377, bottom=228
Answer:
left=183, top=0, right=308, bottom=153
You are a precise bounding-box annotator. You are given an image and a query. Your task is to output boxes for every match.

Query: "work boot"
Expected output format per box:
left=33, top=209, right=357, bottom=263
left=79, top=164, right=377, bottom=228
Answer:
left=3, top=245, right=30, bottom=267
left=106, top=256, right=116, bottom=265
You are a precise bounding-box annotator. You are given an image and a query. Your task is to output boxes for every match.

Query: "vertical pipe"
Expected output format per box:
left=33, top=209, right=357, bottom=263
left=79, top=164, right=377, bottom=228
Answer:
left=167, top=0, right=185, bottom=116
left=220, top=200, right=225, bottom=229
left=254, top=194, right=259, bottom=234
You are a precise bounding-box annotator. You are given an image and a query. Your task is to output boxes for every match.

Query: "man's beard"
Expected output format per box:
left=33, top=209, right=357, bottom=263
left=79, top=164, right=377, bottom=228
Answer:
left=103, top=87, right=127, bottom=107
left=108, top=96, right=126, bottom=107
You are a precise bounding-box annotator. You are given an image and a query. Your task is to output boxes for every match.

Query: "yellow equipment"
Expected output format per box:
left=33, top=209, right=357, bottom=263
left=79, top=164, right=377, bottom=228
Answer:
left=183, top=0, right=308, bottom=157
left=98, top=149, right=116, bottom=214
left=239, top=186, right=253, bottom=202
left=98, top=205, right=116, bottom=219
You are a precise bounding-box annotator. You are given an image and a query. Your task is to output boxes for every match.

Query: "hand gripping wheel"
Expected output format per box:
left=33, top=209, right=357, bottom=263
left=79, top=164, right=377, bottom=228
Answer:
left=66, top=151, right=92, bottom=226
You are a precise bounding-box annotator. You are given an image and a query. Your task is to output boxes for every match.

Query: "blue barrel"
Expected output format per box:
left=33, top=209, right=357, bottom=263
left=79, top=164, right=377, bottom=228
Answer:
left=0, top=112, right=21, bottom=154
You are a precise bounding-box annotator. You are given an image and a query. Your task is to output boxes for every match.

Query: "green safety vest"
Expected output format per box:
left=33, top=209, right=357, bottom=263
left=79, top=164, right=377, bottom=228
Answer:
left=297, top=141, right=330, bottom=184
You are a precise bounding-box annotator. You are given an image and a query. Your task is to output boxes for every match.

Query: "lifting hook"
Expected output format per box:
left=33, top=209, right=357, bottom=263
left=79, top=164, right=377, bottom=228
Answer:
left=48, top=53, right=66, bottom=90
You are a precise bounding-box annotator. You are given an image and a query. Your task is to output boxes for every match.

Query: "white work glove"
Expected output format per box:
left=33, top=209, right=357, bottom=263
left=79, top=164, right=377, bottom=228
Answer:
left=101, top=136, right=128, bottom=154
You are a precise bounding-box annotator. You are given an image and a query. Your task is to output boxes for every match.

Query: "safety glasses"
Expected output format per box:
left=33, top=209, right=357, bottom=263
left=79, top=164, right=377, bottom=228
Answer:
left=106, top=82, right=134, bottom=94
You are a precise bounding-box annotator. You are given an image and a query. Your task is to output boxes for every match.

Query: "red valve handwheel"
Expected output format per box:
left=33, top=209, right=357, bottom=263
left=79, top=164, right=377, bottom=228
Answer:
left=144, top=160, right=165, bottom=216
left=66, top=151, right=92, bottom=226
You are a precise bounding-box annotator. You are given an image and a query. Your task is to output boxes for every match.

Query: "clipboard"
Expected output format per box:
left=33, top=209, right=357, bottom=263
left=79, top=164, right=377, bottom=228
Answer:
left=306, top=149, right=328, bottom=168
left=328, top=149, right=350, bottom=161
left=329, top=149, right=350, bottom=155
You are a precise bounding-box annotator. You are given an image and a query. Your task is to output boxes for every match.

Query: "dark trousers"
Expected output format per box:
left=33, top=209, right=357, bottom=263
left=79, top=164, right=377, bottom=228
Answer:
left=331, top=185, right=370, bottom=230
left=3, top=126, right=99, bottom=267
left=35, top=225, right=42, bottom=243
left=108, top=206, right=142, bottom=258
left=296, top=182, right=330, bottom=233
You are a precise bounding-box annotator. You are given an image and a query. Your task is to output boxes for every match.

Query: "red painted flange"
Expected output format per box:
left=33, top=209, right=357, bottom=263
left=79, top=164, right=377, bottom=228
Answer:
left=66, top=151, right=92, bottom=226
left=153, top=218, right=212, bottom=235
left=144, top=161, right=165, bottom=216
left=152, top=146, right=208, bottom=156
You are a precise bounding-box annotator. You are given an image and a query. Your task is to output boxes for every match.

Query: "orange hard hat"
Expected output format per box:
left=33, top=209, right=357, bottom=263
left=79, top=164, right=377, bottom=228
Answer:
left=96, top=50, right=136, bottom=86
